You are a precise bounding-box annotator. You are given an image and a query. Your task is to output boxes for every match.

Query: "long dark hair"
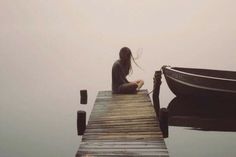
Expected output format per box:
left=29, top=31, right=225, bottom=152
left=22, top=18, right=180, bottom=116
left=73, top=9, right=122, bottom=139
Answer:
left=119, top=47, right=140, bottom=75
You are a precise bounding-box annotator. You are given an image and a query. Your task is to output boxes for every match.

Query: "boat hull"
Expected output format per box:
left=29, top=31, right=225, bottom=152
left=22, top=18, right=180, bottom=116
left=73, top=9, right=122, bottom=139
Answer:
left=162, top=66, right=236, bottom=100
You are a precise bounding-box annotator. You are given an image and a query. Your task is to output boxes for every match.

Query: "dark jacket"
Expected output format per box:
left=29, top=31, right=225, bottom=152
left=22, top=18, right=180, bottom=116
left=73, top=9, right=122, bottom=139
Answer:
left=112, top=60, right=129, bottom=93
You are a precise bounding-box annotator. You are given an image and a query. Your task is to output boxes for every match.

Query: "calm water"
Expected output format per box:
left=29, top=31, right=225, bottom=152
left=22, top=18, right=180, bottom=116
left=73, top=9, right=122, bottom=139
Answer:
left=1, top=1, right=236, bottom=157
left=165, top=97, right=236, bottom=157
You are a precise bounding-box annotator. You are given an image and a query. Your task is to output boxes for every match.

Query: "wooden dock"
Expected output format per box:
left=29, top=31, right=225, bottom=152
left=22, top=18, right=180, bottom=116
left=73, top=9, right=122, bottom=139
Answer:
left=76, top=90, right=169, bottom=157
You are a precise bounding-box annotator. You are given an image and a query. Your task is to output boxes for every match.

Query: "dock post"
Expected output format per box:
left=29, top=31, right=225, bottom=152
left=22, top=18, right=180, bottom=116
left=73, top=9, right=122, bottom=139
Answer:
left=80, top=90, right=87, bottom=104
left=77, top=110, right=86, bottom=135
left=153, top=70, right=162, bottom=117
left=159, top=108, right=168, bottom=138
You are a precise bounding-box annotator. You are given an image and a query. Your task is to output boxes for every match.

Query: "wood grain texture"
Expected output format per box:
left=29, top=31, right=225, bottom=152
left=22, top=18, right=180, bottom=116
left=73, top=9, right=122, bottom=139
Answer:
left=76, top=90, right=169, bottom=157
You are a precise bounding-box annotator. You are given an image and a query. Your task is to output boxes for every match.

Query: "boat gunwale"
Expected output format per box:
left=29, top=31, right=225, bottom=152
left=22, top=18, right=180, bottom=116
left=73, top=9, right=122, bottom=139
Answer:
left=165, top=66, right=236, bottom=82
left=165, top=75, right=236, bottom=93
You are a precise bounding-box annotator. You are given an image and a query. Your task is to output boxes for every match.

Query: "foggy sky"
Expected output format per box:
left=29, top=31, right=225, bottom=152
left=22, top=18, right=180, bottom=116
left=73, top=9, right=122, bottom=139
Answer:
left=1, top=1, right=236, bottom=157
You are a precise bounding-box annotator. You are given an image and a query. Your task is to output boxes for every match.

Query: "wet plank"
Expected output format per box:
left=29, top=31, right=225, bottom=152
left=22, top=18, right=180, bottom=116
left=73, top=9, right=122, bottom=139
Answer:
left=76, top=90, right=169, bottom=157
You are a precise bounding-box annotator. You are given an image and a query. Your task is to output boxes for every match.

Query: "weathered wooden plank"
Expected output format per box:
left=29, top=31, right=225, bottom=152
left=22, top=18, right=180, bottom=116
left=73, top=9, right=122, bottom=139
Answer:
left=86, top=126, right=161, bottom=131
left=85, top=129, right=161, bottom=133
left=90, top=115, right=156, bottom=119
left=95, top=97, right=151, bottom=103
left=79, top=142, right=167, bottom=152
left=82, top=134, right=164, bottom=139
left=86, top=121, right=160, bottom=126
left=97, top=90, right=148, bottom=97
left=88, top=117, right=158, bottom=122
left=89, top=117, right=159, bottom=125
left=86, top=123, right=160, bottom=128
left=90, top=113, right=156, bottom=118
left=93, top=105, right=154, bottom=110
left=78, top=149, right=167, bottom=153
left=87, top=119, right=159, bottom=124
left=91, top=110, right=154, bottom=115
left=82, top=136, right=164, bottom=141
left=92, top=105, right=155, bottom=110
left=80, top=145, right=166, bottom=149
left=84, top=131, right=163, bottom=135
left=80, top=141, right=166, bottom=145
left=79, top=138, right=164, bottom=142
left=86, top=122, right=159, bottom=127
left=87, top=123, right=159, bottom=128
left=91, top=110, right=156, bottom=116
left=77, top=151, right=168, bottom=157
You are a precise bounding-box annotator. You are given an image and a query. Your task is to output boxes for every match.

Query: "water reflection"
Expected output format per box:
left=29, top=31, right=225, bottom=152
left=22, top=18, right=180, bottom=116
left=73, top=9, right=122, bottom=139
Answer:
left=167, top=97, right=236, bottom=131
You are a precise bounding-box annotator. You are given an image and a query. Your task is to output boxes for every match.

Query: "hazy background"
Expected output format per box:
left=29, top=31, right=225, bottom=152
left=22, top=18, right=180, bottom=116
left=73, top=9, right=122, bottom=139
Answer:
left=1, top=0, right=236, bottom=157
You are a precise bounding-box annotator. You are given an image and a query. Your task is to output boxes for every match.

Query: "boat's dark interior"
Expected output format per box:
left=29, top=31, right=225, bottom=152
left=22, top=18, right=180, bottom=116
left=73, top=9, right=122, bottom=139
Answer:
left=173, top=67, right=236, bottom=80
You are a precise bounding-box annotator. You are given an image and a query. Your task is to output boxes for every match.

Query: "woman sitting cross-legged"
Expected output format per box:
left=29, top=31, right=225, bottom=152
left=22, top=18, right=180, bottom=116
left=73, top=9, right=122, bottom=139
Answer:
left=112, top=47, right=144, bottom=94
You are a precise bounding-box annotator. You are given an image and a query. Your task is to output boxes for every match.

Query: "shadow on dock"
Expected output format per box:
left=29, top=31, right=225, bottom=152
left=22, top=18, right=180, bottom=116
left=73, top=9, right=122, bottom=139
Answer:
left=167, top=97, right=236, bottom=131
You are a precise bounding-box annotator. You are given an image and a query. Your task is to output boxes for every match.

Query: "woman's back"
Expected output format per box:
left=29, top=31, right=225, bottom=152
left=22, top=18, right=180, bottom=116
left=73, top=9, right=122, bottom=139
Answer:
left=112, top=60, right=129, bottom=93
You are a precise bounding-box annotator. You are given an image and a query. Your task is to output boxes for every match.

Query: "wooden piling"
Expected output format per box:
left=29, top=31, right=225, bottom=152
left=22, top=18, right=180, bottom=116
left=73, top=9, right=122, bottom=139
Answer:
left=80, top=90, right=87, bottom=104
left=153, top=70, right=162, bottom=117
left=77, top=110, right=86, bottom=135
left=159, top=108, right=169, bottom=138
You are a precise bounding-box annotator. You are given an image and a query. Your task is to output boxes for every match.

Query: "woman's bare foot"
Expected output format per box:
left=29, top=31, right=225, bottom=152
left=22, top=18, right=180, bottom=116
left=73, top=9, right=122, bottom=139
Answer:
left=135, top=80, right=144, bottom=90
